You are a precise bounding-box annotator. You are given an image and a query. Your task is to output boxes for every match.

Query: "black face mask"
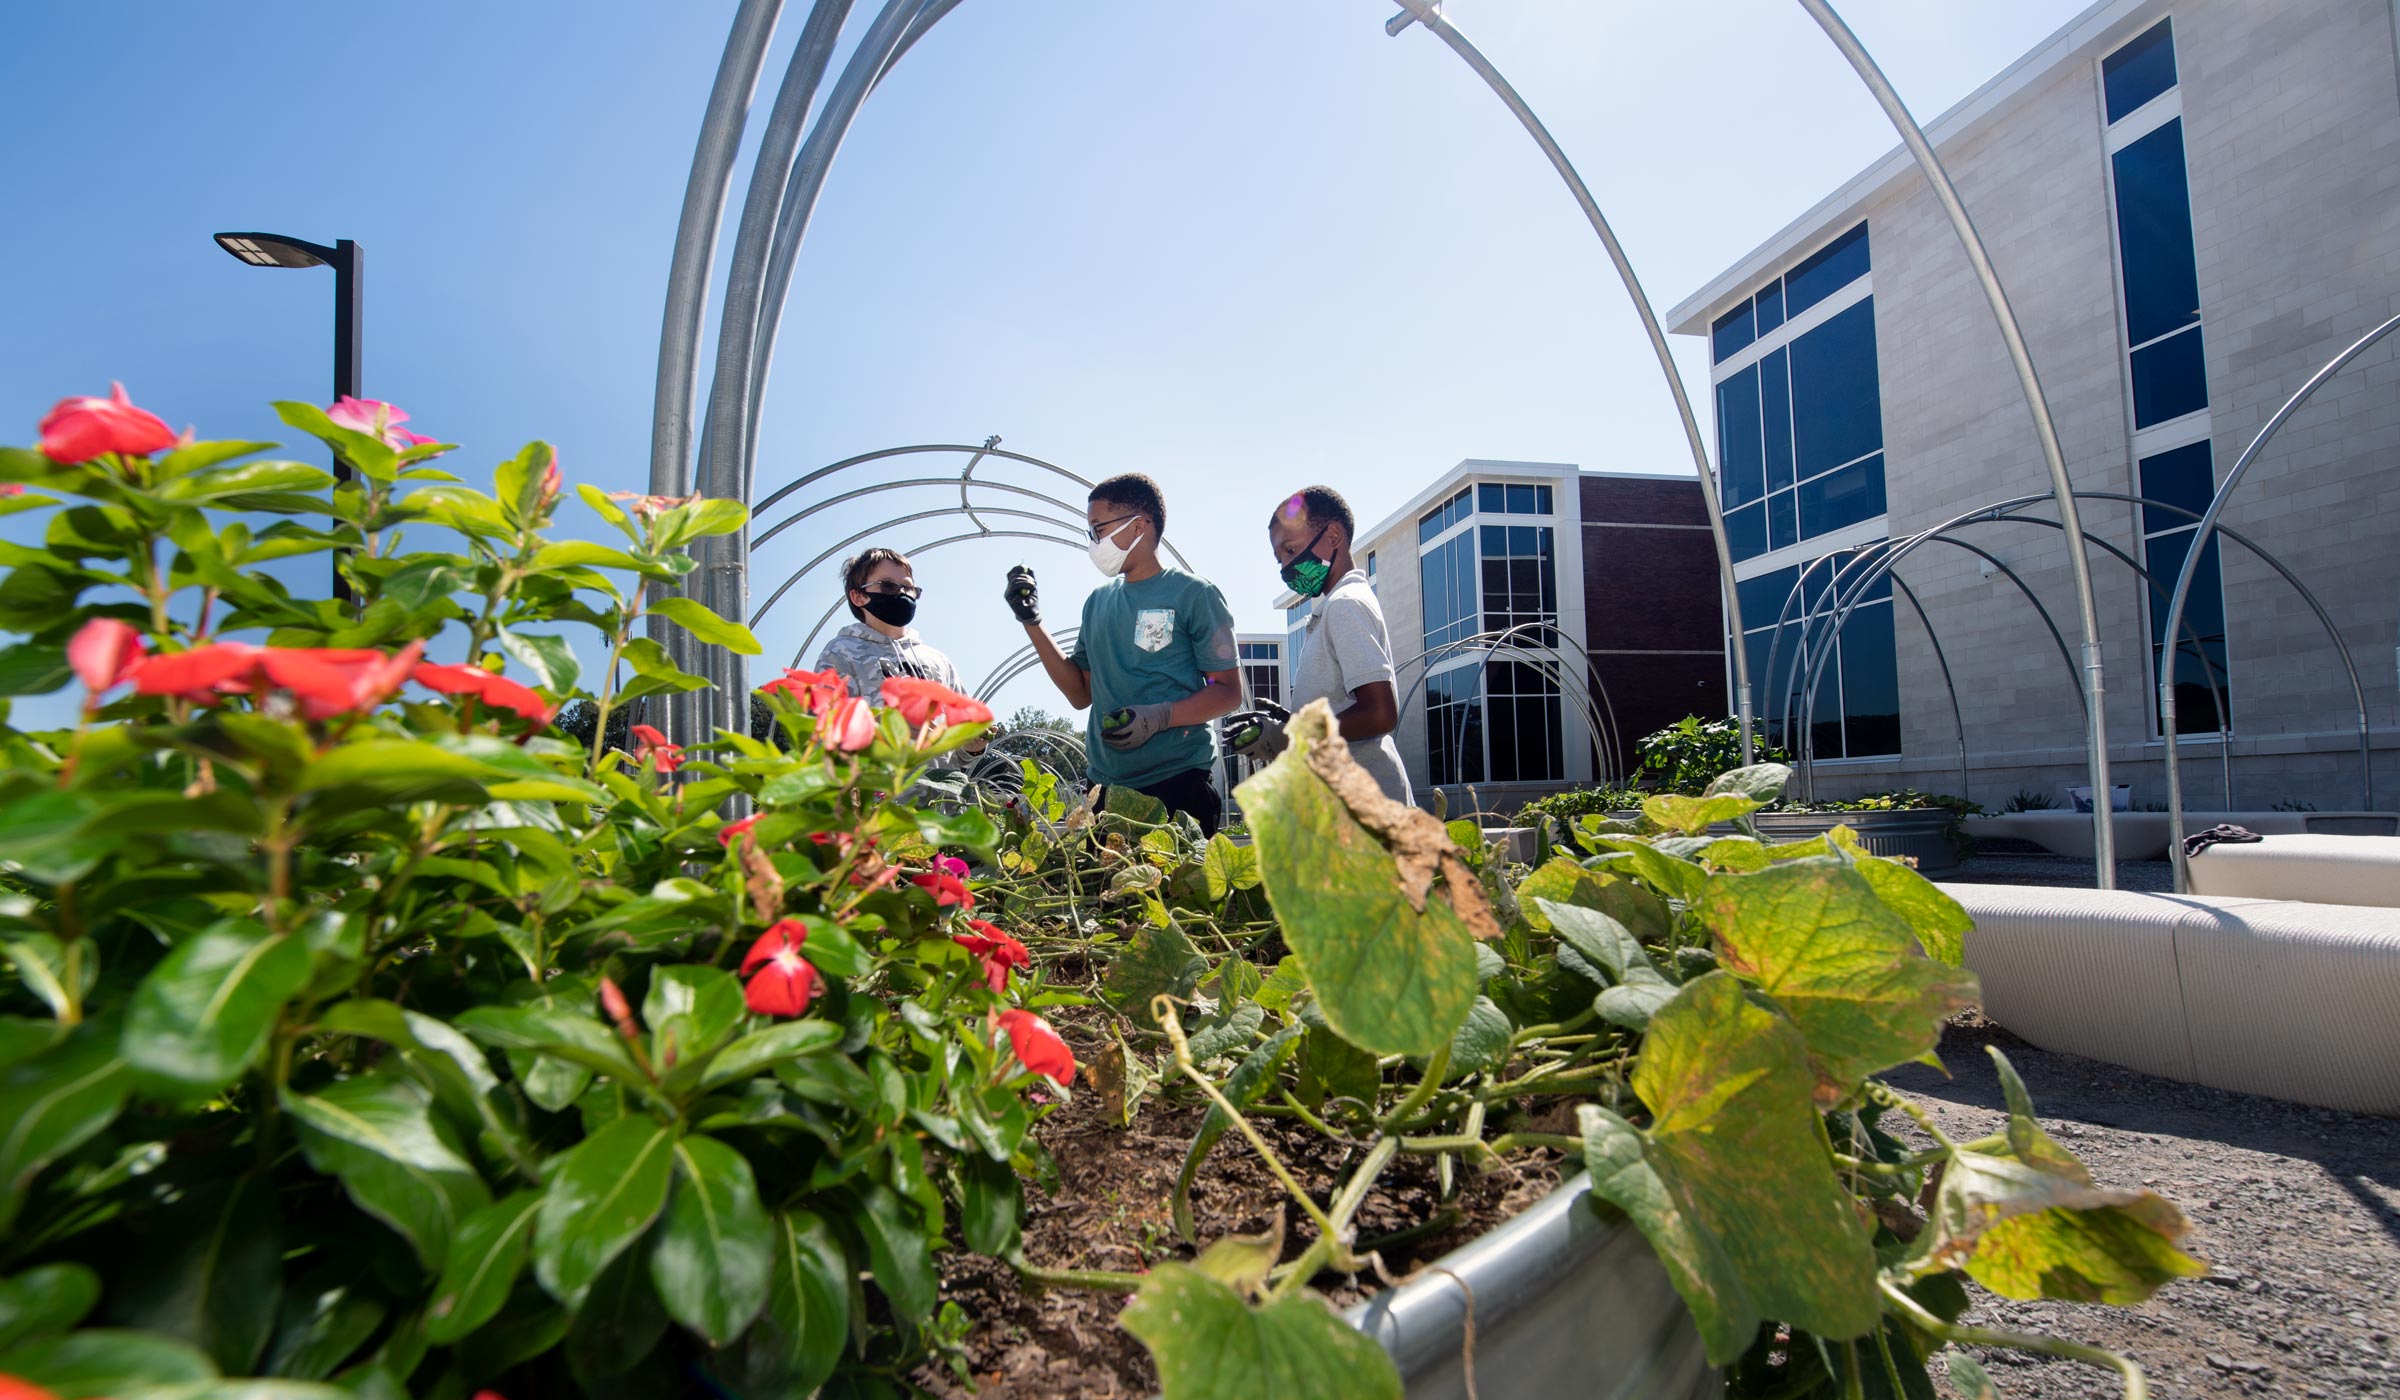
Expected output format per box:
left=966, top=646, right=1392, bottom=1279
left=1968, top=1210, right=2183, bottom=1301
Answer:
left=861, top=592, right=917, bottom=627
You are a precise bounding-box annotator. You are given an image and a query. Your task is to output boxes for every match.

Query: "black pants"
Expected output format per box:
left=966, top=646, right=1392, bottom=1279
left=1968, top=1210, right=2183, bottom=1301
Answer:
left=1109, top=767, right=1223, bottom=837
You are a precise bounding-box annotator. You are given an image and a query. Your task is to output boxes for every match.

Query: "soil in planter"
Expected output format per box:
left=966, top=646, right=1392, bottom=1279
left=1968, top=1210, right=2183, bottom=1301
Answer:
left=912, top=1009, right=1566, bottom=1398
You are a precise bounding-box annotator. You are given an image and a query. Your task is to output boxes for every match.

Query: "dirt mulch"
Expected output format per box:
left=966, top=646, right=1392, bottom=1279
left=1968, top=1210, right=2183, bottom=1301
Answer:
left=913, top=1011, right=1563, bottom=1398
left=1890, top=1017, right=2400, bottom=1398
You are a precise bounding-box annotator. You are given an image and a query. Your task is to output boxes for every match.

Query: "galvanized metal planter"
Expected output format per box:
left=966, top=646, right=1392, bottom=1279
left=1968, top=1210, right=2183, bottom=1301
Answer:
left=1753, top=808, right=1960, bottom=874
left=1346, top=1173, right=1715, bottom=1400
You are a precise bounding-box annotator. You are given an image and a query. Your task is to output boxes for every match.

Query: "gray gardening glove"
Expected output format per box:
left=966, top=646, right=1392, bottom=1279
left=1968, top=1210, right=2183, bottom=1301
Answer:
left=1100, top=702, right=1174, bottom=750
left=1225, top=701, right=1289, bottom=760
left=1003, top=565, right=1041, bottom=625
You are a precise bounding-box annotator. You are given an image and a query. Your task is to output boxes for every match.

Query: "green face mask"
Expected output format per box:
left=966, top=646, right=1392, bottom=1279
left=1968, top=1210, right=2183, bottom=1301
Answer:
left=1279, top=524, right=1334, bottom=598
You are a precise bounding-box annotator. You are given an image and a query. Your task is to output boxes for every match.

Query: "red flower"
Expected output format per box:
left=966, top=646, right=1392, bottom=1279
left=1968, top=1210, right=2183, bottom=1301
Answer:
left=68, top=617, right=146, bottom=693
left=912, top=869, right=975, bottom=911
left=39, top=382, right=177, bottom=464
left=717, top=813, right=761, bottom=848
left=954, top=919, right=1030, bottom=994
left=411, top=660, right=554, bottom=724
left=760, top=666, right=847, bottom=717
left=880, top=676, right=993, bottom=728
left=740, top=918, right=820, bottom=1017
left=0, top=1378, right=67, bottom=1400
left=630, top=723, right=684, bottom=774
left=818, top=695, right=877, bottom=753
left=131, top=639, right=422, bottom=719
left=998, top=1009, right=1075, bottom=1082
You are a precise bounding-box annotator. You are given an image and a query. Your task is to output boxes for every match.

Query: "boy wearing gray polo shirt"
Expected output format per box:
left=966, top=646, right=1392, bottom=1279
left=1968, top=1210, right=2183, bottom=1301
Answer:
left=1230, top=486, right=1413, bottom=807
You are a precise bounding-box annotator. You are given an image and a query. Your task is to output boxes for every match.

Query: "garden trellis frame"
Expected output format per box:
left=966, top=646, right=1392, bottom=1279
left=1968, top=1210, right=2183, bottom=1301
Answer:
left=646, top=0, right=2124, bottom=877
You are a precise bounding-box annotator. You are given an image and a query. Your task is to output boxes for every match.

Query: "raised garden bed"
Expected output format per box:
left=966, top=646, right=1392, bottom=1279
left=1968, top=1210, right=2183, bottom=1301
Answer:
left=1753, top=808, right=1962, bottom=875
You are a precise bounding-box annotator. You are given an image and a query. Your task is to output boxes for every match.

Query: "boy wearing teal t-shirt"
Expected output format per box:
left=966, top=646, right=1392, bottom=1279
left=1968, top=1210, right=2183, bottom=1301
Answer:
left=1002, top=473, right=1242, bottom=834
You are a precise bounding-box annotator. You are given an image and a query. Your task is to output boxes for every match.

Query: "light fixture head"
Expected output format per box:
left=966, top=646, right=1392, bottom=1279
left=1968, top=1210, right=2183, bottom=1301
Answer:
left=213, top=231, right=335, bottom=270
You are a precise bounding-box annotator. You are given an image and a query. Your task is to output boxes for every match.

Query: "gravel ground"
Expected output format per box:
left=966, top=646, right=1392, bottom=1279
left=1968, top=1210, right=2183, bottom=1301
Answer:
left=1906, top=850, right=2400, bottom=1397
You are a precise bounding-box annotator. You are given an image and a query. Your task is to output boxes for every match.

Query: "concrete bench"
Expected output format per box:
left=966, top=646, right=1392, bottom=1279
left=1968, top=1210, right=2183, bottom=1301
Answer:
left=1940, top=882, right=2400, bottom=1115
left=1962, top=810, right=2398, bottom=861
left=2186, top=834, right=2400, bottom=908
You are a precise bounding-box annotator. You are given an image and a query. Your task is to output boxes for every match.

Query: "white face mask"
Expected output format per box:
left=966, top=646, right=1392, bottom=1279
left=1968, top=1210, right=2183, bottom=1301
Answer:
left=1088, top=517, right=1143, bottom=577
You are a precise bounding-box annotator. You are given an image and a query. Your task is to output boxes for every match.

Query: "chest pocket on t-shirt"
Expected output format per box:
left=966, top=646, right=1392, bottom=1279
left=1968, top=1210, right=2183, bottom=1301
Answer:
left=1134, top=609, right=1175, bottom=653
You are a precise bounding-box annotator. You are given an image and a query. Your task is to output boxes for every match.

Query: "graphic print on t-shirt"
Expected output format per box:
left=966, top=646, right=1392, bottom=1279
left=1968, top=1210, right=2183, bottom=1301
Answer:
left=1134, top=608, right=1175, bottom=653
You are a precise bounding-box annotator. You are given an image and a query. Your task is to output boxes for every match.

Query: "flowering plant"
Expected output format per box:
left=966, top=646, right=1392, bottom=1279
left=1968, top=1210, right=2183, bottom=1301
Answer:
left=0, top=391, right=1053, bottom=1397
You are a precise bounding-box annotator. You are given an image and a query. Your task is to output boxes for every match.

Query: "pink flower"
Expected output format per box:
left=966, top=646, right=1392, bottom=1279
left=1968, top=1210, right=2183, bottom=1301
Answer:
left=740, top=919, right=820, bottom=1017
left=132, top=639, right=422, bottom=720
left=0, top=484, right=24, bottom=497
left=954, top=919, right=1030, bottom=994
left=598, top=977, right=635, bottom=1033
left=717, top=813, right=761, bottom=848
left=912, top=869, right=974, bottom=911
left=327, top=396, right=436, bottom=449
left=67, top=617, right=146, bottom=693
left=936, top=855, right=970, bottom=880
left=411, top=660, right=553, bottom=725
left=630, top=723, right=684, bottom=774
left=998, top=1009, right=1075, bottom=1082
left=818, top=695, right=877, bottom=753
left=760, top=666, right=846, bottom=717
left=39, top=383, right=178, bottom=464
left=607, top=490, right=695, bottom=520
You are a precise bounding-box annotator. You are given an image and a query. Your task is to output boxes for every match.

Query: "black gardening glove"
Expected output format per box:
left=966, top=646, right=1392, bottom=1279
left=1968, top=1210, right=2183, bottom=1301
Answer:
left=1004, top=565, right=1041, bottom=625
left=1225, top=700, right=1289, bottom=760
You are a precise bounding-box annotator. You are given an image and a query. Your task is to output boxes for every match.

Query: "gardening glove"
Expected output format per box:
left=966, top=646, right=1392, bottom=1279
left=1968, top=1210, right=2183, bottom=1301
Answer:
left=1101, top=702, right=1174, bottom=751
left=1224, top=701, right=1289, bottom=760
left=1003, top=565, right=1041, bottom=625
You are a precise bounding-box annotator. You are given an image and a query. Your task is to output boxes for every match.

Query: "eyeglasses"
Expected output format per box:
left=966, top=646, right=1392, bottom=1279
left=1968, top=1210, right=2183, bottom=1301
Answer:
left=856, top=582, right=922, bottom=600
left=1088, top=513, right=1143, bottom=543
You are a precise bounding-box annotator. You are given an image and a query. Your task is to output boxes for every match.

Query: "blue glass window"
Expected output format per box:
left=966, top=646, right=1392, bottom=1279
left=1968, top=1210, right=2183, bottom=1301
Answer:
left=1839, top=600, right=1900, bottom=757
left=1716, top=363, right=1765, bottom=508
left=2131, top=326, right=2208, bottom=427
left=1507, top=483, right=1538, bottom=514
left=1485, top=660, right=1564, bottom=782
left=1789, top=301, right=1883, bottom=476
left=1726, top=503, right=1767, bottom=562
left=1712, top=300, right=1756, bottom=362
left=1755, top=281, right=1785, bottom=335
left=1768, top=489, right=1798, bottom=552
left=1426, top=665, right=1486, bottom=785
left=2143, top=527, right=2230, bottom=733
left=2113, top=120, right=2202, bottom=346
left=1417, top=486, right=1471, bottom=544
left=1785, top=223, right=1871, bottom=316
left=1738, top=566, right=1800, bottom=629
left=1798, top=456, right=1887, bottom=537
left=1420, top=532, right=1479, bottom=650
left=1478, top=483, right=1504, bottom=513
left=1760, top=347, right=1794, bottom=494
left=2138, top=441, right=2216, bottom=536
left=2103, top=19, right=2177, bottom=124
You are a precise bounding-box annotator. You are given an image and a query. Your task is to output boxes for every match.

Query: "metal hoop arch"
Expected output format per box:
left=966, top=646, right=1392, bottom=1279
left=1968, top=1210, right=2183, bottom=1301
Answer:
left=1390, top=619, right=1630, bottom=789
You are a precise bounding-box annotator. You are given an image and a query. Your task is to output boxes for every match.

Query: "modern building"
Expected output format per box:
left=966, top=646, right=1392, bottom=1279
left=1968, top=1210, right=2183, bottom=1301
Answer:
left=1667, top=0, right=2400, bottom=811
left=1274, top=460, right=1724, bottom=812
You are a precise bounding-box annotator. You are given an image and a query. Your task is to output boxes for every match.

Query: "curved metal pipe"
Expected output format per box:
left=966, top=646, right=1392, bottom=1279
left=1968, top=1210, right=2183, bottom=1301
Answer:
left=752, top=476, right=1092, bottom=550
left=1386, top=0, right=1755, bottom=766
left=785, top=529, right=1085, bottom=666
left=1794, top=0, right=2118, bottom=883
left=756, top=507, right=1084, bottom=627
left=1890, top=572, right=1968, bottom=802
left=1390, top=621, right=1625, bottom=788
left=2164, top=310, right=2400, bottom=885
left=975, top=628, right=1079, bottom=701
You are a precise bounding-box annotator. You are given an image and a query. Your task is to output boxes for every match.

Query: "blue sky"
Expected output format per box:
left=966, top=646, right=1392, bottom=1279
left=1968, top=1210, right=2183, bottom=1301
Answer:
left=0, top=0, right=2090, bottom=722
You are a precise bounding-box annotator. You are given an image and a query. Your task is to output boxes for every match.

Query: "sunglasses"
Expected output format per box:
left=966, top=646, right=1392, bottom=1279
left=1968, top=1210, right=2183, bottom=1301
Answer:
left=854, top=582, right=922, bottom=600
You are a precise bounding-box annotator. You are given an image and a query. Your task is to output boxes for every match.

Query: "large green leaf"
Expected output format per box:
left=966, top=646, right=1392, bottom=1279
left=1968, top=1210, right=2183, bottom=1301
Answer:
left=851, top=1179, right=936, bottom=1326
left=562, top=1245, right=671, bottom=1383
left=532, top=1116, right=677, bottom=1309
left=1201, top=833, right=1262, bottom=902
left=1641, top=793, right=1763, bottom=836
left=649, top=1135, right=771, bottom=1345
left=1913, top=1049, right=2205, bottom=1303
left=1120, top=1262, right=1402, bottom=1400
left=424, top=1190, right=542, bottom=1344
left=733, top=1209, right=850, bottom=1398
left=297, top=741, right=491, bottom=813
left=646, top=596, right=761, bottom=655
left=455, top=1004, right=643, bottom=1085
left=315, top=1000, right=534, bottom=1179
left=155, top=460, right=335, bottom=503
left=497, top=630, right=581, bottom=693
left=1577, top=972, right=1879, bottom=1365
left=0, top=1262, right=101, bottom=1350
left=281, top=1075, right=492, bottom=1273
left=107, top=1175, right=283, bottom=1373
left=1102, top=920, right=1207, bottom=1030
left=698, top=1020, right=843, bottom=1092
left=123, top=920, right=310, bottom=1098
left=0, top=1328, right=217, bottom=1397
left=642, top=966, right=745, bottom=1065
left=1539, top=899, right=1679, bottom=1032
left=0, top=1027, right=130, bottom=1233
left=0, top=640, right=68, bottom=697
left=0, top=789, right=112, bottom=883
left=1578, top=835, right=1709, bottom=907
left=1236, top=721, right=1478, bottom=1057
left=1702, top=762, right=1795, bottom=803
left=1698, top=859, right=1978, bottom=1101
left=259, top=1279, right=385, bottom=1381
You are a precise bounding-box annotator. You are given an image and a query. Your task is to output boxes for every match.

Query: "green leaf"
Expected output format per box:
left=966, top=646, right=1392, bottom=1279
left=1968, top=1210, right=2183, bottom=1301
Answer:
left=1295, top=1023, right=1379, bottom=1112
left=1435, top=995, right=1512, bottom=1078
left=1912, top=1049, right=2206, bottom=1303
left=494, top=440, right=553, bottom=525
left=615, top=638, right=709, bottom=701
left=532, top=1115, right=677, bottom=1309
left=123, top=920, right=311, bottom=1098
left=642, top=966, right=745, bottom=1064
left=0, top=1329, right=218, bottom=1397
left=1120, top=1261, right=1403, bottom=1400
left=851, top=1179, right=936, bottom=1326
left=1699, top=859, right=1978, bottom=1102
left=0, top=790, right=112, bottom=883
left=281, top=1075, right=491, bottom=1273
left=0, top=1028, right=131, bottom=1233
left=1201, top=833, right=1263, bottom=902
left=578, top=483, right=636, bottom=539
left=0, top=1263, right=101, bottom=1351
left=1702, top=762, right=1795, bottom=803
left=1103, top=921, right=1207, bottom=1030
left=425, top=1190, right=542, bottom=1344
left=650, top=1135, right=771, bottom=1345
left=1579, top=835, right=1709, bottom=907
left=297, top=741, right=491, bottom=812
left=107, top=1175, right=283, bottom=1373
left=793, top=916, right=871, bottom=980
left=531, top=540, right=647, bottom=574
left=497, top=630, right=581, bottom=693
left=699, top=1020, right=844, bottom=1092
left=654, top=497, right=748, bottom=549
left=315, top=1001, right=534, bottom=1179
left=1577, top=972, right=1880, bottom=1365
left=1512, top=858, right=1607, bottom=932
left=260, top=1280, right=385, bottom=1381
left=1640, top=792, right=1763, bottom=836
left=1826, top=826, right=1971, bottom=966
left=455, top=1005, right=642, bottom=1084
left=1184, top=1001, right=1264, bottom=1064
left=0, top=641, right=69, bottom=696
left=1539, top=899, right=1679, bottom=1032
left=562, top=1244, right=670, bottom=1382
left=647, top=596, right=762, bottom=655
left=1237, top=731, right=1478, bottom=1057
left=156, top=460, right=335, bottom=503
left=957, top=1153, right=1021, bottom=1256
left=736, top=1209, right=850, bottom=1398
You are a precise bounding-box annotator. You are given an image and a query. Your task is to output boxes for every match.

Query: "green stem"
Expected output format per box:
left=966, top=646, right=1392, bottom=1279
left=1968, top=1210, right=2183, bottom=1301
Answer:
left=1157, top=999, right=1339, bottom=1241
left=1275, top=1089, right=1341, bottom=1139
left=1375, top=1044, right=1451, bottom=1133
left=1864, top=1081, right=1957, bottom=1151
left=1506, top=1007, right=1597, bottom=1049
left=1397, top=1130, right=1579, bottom=1156
left=1010, top=1256, right=1147, bottom=1293
left=1879, top=1279, right=2147, bottom=1400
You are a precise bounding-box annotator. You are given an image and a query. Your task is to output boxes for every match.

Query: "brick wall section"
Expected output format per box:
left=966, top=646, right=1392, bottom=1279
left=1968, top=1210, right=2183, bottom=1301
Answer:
left=1580, top=476, right=1728, bottom=778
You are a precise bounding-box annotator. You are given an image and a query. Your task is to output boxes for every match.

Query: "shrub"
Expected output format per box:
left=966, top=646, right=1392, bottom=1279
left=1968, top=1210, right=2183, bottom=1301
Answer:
left=2001, top=787, right=2060, bottom=812
left=1634, top=715, right=1792, bottom=795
